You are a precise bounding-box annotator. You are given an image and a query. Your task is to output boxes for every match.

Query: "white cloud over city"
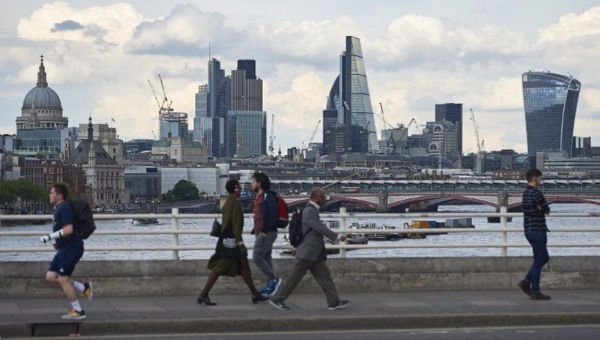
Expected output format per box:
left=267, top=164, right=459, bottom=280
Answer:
left=1, top=1, right=600, bottom=154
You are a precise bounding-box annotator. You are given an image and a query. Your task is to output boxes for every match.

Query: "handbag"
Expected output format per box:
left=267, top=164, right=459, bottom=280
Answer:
left=210, top=218, right=222, bottom=237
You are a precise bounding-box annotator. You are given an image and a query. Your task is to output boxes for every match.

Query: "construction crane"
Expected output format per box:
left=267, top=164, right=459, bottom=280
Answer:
left=378, top=102, right=397, bottom=154
left=469, top=108, right=485, bottom=174
left=268, top=113, right=276, bottom=156
left=407, top=118, right=421, bottom=134
left=302, top=120, right=321, bottom=151
left=151, top=130, right=157, bottom=140
left=158, top=74, right=173, bottom=112
left=147, top=79, right=162, bottom=114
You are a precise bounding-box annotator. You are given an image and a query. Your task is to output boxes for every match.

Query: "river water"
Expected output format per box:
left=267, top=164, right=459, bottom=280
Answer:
left=1, top=203, right=599, bottom=261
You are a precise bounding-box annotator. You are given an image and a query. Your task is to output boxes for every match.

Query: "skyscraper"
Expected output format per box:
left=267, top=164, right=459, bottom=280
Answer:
left=322, top=36, right=378, bottom=154
left=522, top=71, right=581, bottom=162
left=435, top=103, right=463, bottom=156
left=227, top=59, right=266, bottom=157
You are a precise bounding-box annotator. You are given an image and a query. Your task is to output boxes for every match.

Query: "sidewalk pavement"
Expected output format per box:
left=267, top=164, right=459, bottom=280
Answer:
left=1, top=289, right=600, bottom=337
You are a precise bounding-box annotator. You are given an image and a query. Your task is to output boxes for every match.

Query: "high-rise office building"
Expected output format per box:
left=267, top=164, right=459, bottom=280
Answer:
left=522, top=71, right=581, bottom=164
left=435, top=103, right=463, bottom=156
left=322, top=36, right=378, bottom=154
left=227, top=59, right=265, bottom=157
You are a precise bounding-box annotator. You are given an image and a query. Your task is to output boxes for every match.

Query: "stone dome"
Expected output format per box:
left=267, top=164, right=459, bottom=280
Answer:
left=21, top=56, right=62, bottom=110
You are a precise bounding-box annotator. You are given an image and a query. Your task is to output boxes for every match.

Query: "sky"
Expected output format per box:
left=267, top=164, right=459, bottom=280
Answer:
left=2, top=0, right=600, bottom=155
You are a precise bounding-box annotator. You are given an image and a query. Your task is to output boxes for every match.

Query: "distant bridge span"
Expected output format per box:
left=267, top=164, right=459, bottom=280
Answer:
left=281, top=192, right=600, bottom=212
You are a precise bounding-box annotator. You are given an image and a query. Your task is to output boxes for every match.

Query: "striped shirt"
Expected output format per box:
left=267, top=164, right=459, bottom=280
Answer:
left=522, top=185, right=550, bottom=233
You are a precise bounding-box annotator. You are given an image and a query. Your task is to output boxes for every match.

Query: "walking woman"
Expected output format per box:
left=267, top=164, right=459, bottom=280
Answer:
left=197, top=179, right=268, bottom=305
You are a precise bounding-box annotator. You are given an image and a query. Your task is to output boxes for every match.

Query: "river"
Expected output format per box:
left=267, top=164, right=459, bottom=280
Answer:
left=1, top=203, right=599, bottom=261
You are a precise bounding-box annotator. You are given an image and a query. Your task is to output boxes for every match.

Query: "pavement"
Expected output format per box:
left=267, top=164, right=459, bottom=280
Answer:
left=1, top=289, right=600, bottom=338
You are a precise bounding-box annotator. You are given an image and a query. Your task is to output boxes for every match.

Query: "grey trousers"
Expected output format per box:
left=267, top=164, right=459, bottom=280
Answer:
left=253, top=231, right=278, bottom=282
left=273, top=257, right=340, bottom=307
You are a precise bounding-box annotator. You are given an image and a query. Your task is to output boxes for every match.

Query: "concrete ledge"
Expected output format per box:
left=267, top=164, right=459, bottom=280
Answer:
left=1, top=256, right=599, bottom=297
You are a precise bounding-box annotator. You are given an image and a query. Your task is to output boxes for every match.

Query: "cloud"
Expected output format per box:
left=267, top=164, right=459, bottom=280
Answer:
left=125, top=4, right=246, bottom=56
left=369, top=15, right=530, bottom=68
left=17, top=2, right=144, bottom=46
left=50, top=20, right=83, bottom=32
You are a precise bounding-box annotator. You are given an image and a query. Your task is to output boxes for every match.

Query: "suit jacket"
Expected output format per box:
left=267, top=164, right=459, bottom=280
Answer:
left=295, top=203, right=339, bottom=262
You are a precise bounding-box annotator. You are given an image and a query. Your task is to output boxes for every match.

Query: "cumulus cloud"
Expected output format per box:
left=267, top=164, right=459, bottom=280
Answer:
left=125, top=4, right=246, bottom=56
left=369, top=15, right=530, bottom=68
left=17, top=2, right=144, bottom=46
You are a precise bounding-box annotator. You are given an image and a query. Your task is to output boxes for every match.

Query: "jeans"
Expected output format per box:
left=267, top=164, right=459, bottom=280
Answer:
left=253, top=230, right=278, bottom=282
left=525, top=230, right=549, bottom=292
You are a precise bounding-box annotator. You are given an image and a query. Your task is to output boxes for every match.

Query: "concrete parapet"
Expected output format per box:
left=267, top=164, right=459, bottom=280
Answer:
left=1, top=256, right=599, bottom=298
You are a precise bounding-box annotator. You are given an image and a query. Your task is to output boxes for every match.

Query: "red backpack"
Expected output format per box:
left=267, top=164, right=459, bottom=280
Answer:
left=276, top=194, right=289, bottom=228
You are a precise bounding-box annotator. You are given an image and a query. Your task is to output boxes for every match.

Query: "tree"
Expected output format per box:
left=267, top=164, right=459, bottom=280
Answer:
left=164, top=180, right=199, bottom=202
left=0, top=179, right=47, bottom=213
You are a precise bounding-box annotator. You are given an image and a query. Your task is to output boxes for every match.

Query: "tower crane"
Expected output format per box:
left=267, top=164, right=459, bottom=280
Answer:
left=158, top=74, right=173, bottom=111
left=307, top=120, right=321, bottom=146
left=147, top=79, right=162, bottom=114
left=268, top=113, right=276, bottom=156
left=469, top=108, right=485, bottom=174
left=378, top=102, right=397, bottom=154
left=302, top=120, right=321, bottom=151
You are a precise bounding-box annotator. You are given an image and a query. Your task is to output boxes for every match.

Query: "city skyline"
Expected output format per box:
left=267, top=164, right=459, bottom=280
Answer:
left=2, top=1, right=600, bottom=155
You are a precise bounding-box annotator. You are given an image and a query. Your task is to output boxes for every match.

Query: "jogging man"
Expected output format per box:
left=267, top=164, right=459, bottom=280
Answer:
left=251, top=172, right=282, bottom=297
left=42, top=183, right=92, bottom=319
left=518, top=168, right=551, bottom=300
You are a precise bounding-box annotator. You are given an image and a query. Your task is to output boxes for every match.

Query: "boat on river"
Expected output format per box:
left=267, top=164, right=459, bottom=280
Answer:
left=131, top=218, right=159, bottom=225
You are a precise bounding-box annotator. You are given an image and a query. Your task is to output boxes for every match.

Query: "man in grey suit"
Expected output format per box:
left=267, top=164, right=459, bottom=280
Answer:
left=269, top=188, right=349, bottom=311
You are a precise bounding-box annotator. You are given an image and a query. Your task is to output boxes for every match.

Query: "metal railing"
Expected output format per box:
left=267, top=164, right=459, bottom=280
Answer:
left=2, top=207, right=600, bottom=259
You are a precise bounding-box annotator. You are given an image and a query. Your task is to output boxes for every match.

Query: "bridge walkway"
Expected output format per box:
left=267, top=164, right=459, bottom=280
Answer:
left=1, top=289, right=599, bottom=337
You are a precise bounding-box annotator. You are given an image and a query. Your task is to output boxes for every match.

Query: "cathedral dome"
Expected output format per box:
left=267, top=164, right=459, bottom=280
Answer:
left=21, top=56, right=62, bottom=110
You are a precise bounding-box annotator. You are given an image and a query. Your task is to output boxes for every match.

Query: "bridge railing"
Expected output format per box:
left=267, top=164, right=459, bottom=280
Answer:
left=1, top=207, right=600, bottom=259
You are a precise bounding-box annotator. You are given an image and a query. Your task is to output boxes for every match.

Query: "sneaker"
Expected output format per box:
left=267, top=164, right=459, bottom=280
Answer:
left=517, top=279, right=531, bottom=296
left=530, top=292, right=551, bottom=300
left=62, top=309, right=86, bottom=320
left=82, top=281, right=93, bottom=304
left=268, top=278, right=282, bottom=297
left=328, top=300, right=349, bottom=310
left=269, top=299, right=290, bottom=311
left=260, top=286, right=271, bottom=297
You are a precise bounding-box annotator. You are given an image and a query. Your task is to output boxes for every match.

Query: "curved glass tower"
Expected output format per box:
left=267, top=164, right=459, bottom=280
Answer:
left=322, top=36, right=379, bottom=154
left=522, top=71, right=580, bottom=158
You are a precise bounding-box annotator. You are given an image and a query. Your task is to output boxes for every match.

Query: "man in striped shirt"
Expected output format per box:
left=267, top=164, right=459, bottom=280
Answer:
left=518, top=168, right=551, bottom=300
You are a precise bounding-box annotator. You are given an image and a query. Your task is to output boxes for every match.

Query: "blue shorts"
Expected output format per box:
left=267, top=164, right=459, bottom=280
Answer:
left=49, top=246, right=84, bottom=277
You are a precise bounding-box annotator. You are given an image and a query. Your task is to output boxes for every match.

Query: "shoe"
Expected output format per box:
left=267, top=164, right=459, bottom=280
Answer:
left=260, top=286, right=271, bottom=297
left=197, top=295, right=217, bottom=306
left=517, top=279, right=531, bottom=296
left=269, top=299, right=290, bottom=311
left=82, top=281, right=93, bottom=304
left=530, top=292, right=551, bottom=300
left=252, top=293, right=269, bottom=304
left=328, top=300, right=349, bottom=310
left=62, top=309, right=86, bottom=320
left=268, top=278, right=282, bottom=297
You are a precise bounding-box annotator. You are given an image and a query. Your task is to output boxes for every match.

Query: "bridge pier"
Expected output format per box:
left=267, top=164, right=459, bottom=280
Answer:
left=376, top=192, right=389, bottom=213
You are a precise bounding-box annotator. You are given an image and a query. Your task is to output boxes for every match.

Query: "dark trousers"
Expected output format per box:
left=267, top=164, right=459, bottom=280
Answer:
left=273, top=257, right=340, bottom=307
left=525, top=230, right=549, bottom=292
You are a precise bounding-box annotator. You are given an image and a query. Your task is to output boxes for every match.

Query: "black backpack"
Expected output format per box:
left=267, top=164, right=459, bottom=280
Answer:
left=288, top=206, right=312, bottom=247
left=70, top=199, right=96, bottom=239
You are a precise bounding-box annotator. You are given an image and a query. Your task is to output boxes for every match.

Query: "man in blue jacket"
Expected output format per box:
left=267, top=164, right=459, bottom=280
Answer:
left=251, top=172, right=282, bottom=297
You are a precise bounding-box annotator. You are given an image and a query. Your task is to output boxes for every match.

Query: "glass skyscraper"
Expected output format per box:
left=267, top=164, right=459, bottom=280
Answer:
left=322, top=36, right=378, bottom=154
left=522, top=71, right=581, bottom=159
